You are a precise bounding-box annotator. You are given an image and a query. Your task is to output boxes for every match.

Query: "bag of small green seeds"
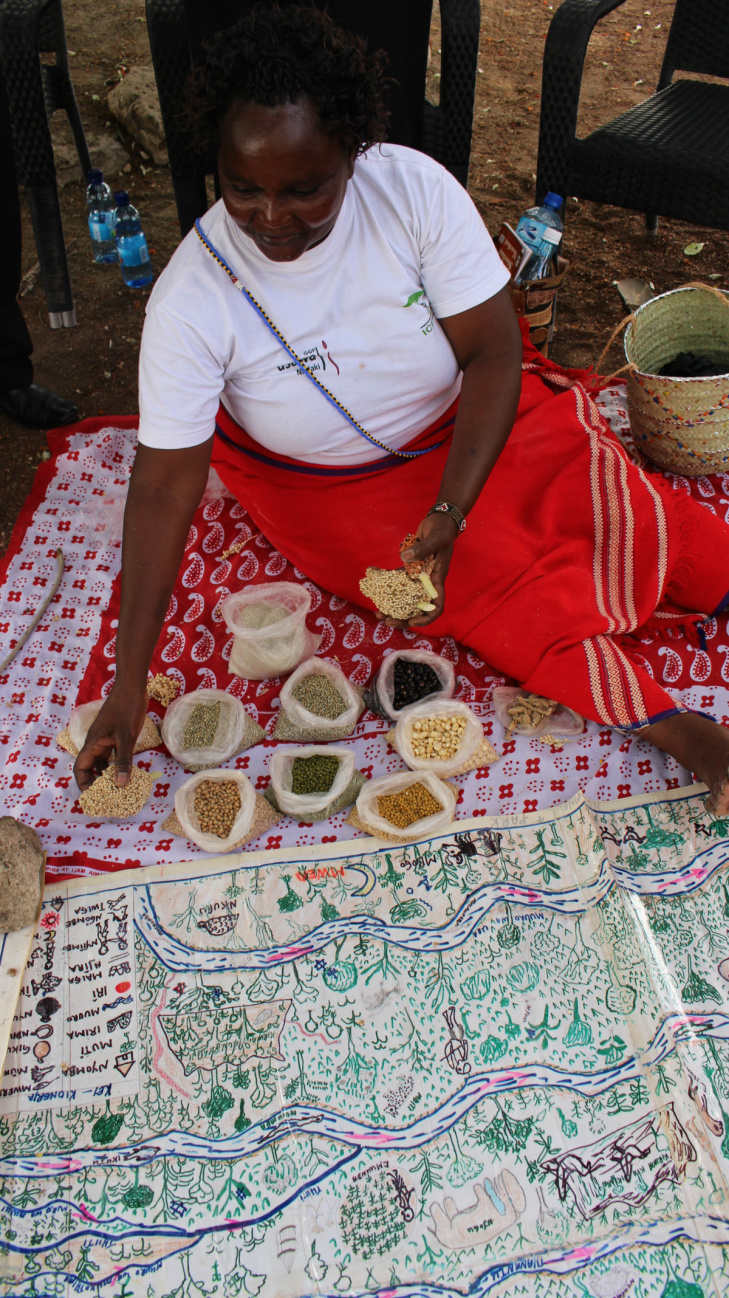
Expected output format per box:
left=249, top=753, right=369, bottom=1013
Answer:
left=365, top=649, right=455, bottom=722
left=267, top=745, right=366, bottom=820
left=161, top=688, right=264, bottom=772
left=273, top=658, right=364, bottom=741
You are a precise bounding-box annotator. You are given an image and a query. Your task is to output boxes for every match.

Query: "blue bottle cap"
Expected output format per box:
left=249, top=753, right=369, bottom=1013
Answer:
left=543, top=192, right=563, bottom=209
left=114, top=190, right=130, bottom=206
left=87, top=168, right=103, bottom=184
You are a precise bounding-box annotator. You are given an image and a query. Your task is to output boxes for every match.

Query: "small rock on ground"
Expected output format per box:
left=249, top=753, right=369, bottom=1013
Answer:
left=0, top=817, right=45, bottom=932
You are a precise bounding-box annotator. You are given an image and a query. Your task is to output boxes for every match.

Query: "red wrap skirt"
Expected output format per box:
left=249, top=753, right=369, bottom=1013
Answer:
left=211, top=339, right=729, bottom=731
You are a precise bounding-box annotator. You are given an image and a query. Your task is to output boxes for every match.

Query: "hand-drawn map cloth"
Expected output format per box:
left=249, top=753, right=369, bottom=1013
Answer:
left=2, top=785, right=729, bottom=1295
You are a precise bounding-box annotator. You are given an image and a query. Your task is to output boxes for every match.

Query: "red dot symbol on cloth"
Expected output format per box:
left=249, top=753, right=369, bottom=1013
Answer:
left=115, top=981, right=131, bottom=993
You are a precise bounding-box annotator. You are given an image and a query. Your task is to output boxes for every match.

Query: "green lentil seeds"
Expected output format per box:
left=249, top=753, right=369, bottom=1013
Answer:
left=291, top=754, right=340, bottom=795
left=377, top=782, right=443, bottom=830
left=292, top=675, right=347, bottom=719
left=182, top=701, right=221, bottom=751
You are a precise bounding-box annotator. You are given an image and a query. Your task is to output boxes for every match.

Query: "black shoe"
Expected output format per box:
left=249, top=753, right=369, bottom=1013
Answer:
left=0, top=383, right=79, bottom=430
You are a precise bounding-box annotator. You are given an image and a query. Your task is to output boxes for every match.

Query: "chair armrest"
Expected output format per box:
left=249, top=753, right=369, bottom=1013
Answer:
left=536, top=0, right=629, bottom=202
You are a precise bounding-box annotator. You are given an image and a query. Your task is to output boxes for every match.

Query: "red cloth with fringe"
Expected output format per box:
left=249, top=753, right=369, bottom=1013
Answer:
left=212, top=333, right=729, bottom=731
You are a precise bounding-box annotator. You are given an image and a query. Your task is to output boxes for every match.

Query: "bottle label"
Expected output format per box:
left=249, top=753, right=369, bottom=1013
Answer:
left=515, top=217, right=562, bottom=249
left=89, top=214, right=112, bottom=242
left=118, top=240, right=150, bottom=267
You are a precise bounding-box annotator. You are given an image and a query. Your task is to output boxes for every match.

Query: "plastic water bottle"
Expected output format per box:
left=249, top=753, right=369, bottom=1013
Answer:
left=86, top=169, right=118, bottom=264
left=514, top=192, right=564, bottom=284
left=113, top=191, right=154, bottom=288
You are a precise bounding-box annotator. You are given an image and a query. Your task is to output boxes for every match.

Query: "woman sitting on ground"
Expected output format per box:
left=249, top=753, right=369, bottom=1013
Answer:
left=76, top=3, right=729, bottom=810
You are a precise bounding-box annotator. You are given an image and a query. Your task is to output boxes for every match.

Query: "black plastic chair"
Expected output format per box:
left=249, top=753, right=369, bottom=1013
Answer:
left=145, top=0, right=481, bottom=237
left=536, top=0, right=729, bottom=235
left=0, top=0, right=91, bottom=327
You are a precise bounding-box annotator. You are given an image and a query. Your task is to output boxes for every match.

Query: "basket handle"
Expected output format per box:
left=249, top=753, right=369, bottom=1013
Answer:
left=594, top=281, right=729, bottom=383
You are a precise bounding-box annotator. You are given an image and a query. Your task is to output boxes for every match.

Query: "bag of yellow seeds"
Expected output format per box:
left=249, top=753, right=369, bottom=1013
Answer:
left=267, top=745, right=366, bottom=821
left=174, top=768, right=256, bottom=853
left=393, top=698, right=497, bottom=778
left=58, top=699, right=161, bottom=758
left=354, top=770, right=456, bottom=842
left=273, top=657, right=364, bottom=741
left=161, top=688, right=263, bottom=771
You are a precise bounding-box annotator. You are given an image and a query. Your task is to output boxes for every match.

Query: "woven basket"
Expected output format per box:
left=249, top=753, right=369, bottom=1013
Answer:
left=511, top=255, right=568, bottom=357
left=624, top=285, right=729, bottom=476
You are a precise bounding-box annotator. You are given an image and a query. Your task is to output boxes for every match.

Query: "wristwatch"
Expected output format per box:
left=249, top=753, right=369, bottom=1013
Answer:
left=427, top=501, right=467, bottom=534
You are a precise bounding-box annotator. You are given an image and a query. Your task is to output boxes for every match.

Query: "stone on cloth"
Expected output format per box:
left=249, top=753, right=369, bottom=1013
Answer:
left=0, top=818, right=45, bottom=932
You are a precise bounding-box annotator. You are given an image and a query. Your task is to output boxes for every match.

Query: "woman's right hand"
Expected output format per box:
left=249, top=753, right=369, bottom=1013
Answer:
left=73, top=685, right=149, bottom=792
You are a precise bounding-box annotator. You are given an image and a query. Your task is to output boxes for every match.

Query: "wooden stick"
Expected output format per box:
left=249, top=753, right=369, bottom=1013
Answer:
left=0, top=549, right=65, bottom=675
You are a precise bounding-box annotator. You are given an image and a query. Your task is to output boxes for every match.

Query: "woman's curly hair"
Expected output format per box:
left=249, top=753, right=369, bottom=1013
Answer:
left=187, top=4, right=389, bottom=156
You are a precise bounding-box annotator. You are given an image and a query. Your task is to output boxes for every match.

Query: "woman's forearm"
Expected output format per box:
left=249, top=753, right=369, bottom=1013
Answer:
left=436, top=347, right=522, bottom=515
left=435, top=286, right=523, bottom=516
left=114, top=440, right=213, bottom=691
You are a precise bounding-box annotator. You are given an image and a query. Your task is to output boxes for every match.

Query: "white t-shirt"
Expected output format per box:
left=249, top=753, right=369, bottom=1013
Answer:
left=137, top=144, right=509, bottom=465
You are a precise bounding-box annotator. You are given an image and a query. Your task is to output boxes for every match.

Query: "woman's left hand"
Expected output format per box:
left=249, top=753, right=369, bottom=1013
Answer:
left=378, top=512, right=458, bottom=629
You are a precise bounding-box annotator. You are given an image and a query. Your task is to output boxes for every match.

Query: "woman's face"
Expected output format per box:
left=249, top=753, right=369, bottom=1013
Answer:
left=218, top=98, right=356, bottom=262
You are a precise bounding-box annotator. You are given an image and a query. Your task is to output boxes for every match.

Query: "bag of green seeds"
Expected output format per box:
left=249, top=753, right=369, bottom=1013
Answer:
left=161, top=688, right=264, bottom=772
left=267, top=745, right=365, bottom=820
left=273, top=657, right=364, bottom=741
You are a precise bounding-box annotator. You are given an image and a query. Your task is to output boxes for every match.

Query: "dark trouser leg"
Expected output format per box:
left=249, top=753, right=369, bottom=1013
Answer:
left=0, top=62, right=33, bottom=391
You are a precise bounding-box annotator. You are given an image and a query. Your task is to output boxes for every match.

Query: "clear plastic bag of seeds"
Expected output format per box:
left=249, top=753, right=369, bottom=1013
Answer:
left=222, top=582, right=321, bottom=682
left=161, top=688, right=263, bottom=771
left=366, top=650, right=455, bottom=721
left=355, top=769, right=456, bottom=841
left=492, top=686, right=583, bottom=738
left=60, top=699, right=161, bottom=757
left=274, top=658, right=364, bottom=741
left=174, top=768, right=256, bottom=853
left=394, top=698, right=484, bottom=778
left=269, top=745, right=356, bottom=817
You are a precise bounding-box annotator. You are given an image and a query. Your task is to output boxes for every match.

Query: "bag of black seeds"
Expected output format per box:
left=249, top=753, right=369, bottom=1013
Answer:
left=365, top=650, right=455, bottom=721
left=273, top=658, right=364, bottom=741
left=267, top=745, right=366, bottom=820
left=174, top=768, right=256, bottom=852
left=353, top=770, right=456, bottom=841
left=161, top=688, right=264, bottom=771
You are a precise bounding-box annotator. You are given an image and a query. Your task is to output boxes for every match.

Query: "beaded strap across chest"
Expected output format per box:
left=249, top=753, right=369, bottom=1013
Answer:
left=194, top=219, right=434, bottom=461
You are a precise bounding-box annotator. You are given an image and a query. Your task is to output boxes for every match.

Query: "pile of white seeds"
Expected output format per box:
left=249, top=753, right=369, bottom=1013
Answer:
left=409, top=714, right=467, bottom=761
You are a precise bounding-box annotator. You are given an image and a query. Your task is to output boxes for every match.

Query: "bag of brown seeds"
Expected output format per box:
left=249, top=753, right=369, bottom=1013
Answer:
left=162, top=688, right=263, bottom=771
left=273, top=658, right=364, bottom=741
left=266, top=745, right=367, bottom=821
left=174, top=768, right=257, bottom=852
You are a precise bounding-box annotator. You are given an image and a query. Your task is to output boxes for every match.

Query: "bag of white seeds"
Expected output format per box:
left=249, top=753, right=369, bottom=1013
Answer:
left=365, top=649, right=455, bottom=721
left=354, top=770, right=456, bottom=842
left=222, top=582, right=321, bottom=681
left=58, top=699, right=161, bottom=757
left=267, top=745, right=366, bottom=821
left=273, top=657, right=364, bottom=741
left=162, top=688, right=263, bottom=771
left=394, top=699, right=488, bottom=777
left=175, top=769, right=256, bottom=853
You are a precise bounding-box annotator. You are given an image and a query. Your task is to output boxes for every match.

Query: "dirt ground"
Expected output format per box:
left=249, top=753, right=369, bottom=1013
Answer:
left=1, top=0, right=727, bottom=554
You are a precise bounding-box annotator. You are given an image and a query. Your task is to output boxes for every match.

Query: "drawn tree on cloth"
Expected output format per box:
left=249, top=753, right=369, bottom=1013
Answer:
left=340, top=1166, right=410, bottom=1260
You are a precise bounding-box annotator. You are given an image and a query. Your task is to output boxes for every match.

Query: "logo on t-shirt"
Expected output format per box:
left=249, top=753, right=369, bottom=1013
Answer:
left=277, top=340, right=340, bottom=378
left=404, top=289, right=434, bottom=335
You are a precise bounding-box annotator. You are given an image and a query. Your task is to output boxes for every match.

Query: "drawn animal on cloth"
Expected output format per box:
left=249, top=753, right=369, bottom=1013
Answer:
left=541, top=1103, right=696, bottom=1220
left=429, top=1169, right=526, bottom=1248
